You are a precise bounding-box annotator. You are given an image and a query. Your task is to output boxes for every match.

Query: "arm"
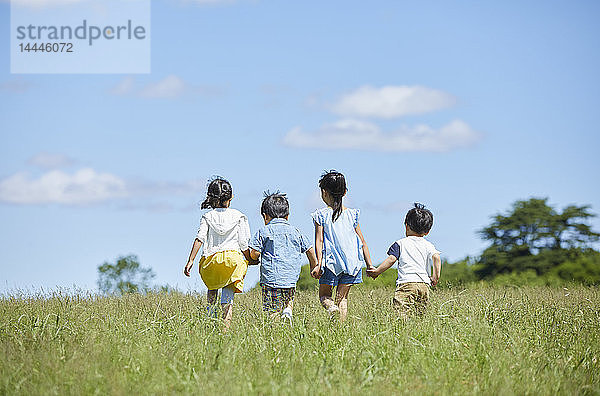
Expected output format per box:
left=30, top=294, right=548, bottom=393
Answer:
left=354, top=223, right=373, bottom=270
left=430, top=253, right=441, bottom=286
left=311, top=222, right=324, bottom=278
left=247, top=227, right=262, bottom=265
left=184, top=238, right=203, bottom=277
left=366, top=255, right=397, bottom=279
left=306, top=247, right=318, bottom=278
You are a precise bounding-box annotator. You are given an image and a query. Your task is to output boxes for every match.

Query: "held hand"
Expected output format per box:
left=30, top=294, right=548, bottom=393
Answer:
left=366, top=267, right=379, bottom=279
left=430, top=276, right=438, bottom=287
left=310, top=265, right=322, bottom=279
left=184, top=262, right=193, bottom=277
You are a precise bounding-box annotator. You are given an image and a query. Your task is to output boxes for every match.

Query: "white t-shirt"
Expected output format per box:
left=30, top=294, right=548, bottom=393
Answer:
left=196, top=208, right=250, bottom=257
left=387, top=236, right=440, bottom=285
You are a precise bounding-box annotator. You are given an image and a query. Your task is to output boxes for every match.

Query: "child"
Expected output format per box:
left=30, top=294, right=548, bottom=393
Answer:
left=310, top=170, right=373, bottom=322
left=249, top=192, right=317, bottom=320
left=184, top=177, right=255, bottom=329
left=367, top=203, right=442, bottom=319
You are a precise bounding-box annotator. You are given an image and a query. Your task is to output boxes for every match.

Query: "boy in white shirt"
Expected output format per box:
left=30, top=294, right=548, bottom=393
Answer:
left=367, top=203, right=441, bottom=318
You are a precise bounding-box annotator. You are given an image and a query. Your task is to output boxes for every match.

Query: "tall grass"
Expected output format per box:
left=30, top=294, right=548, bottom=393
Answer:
left=1, top=285, right=599, bottom=395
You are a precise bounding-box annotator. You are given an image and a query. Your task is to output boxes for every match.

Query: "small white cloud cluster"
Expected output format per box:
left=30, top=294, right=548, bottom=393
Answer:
left=111, top=75, right=188, bottom=99
left=110, top=75, right=224, bottom=99
left=0, top=168, right=127, bottom=205
left=283, top=84, right=481, bottom=152
left=0, top=154, right=205, bottom=206
left=284, top=119, right=478, bottom=152
left=331, top=85, right=455, bottom=119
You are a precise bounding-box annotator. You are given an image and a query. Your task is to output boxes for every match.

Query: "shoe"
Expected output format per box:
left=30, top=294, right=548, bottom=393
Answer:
left=281, top=307, right=293, bottom=321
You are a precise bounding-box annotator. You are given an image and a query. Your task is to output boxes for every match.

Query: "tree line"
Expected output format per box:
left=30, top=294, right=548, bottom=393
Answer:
left=443, top=197, right=600, bottom=286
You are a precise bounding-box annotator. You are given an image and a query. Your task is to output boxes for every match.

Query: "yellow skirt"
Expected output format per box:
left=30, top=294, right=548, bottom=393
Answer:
left=199, top=250, right=248, bottom=293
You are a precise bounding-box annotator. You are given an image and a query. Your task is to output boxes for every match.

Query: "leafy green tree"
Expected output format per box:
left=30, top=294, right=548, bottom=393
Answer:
left=479, top=198, right=598, bottom=253
left=97, top=255, right=155, bottom=295
left=550, top=249, right=600, bottom=285
left=475, top=198, right=599, bottom=280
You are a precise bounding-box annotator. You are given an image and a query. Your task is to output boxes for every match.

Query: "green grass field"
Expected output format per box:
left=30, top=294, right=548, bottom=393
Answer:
left=1, top=285, right=599, bottom=395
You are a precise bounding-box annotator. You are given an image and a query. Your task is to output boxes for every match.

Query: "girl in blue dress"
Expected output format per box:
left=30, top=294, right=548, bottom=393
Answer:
left=310, top=170, right=373, bottom=322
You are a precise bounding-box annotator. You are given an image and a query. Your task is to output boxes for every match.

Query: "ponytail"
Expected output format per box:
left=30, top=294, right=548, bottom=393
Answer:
left=318, top=170, right=347, bottom=222
left=201, top=177, right=233, bottom=209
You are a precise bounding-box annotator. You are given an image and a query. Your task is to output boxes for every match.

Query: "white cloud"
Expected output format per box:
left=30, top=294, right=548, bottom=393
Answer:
left=331, top=85, right=456, bottom=118
left=0, top=165, right=206, bottom=207
left=139, top=75, right=187, bottom=99
left=283, top=119, right=481, bottom=152
left=0, top=168, right=128, bottom=205
left=27, top=153, right=77, bottom=169
left=110, top=75, right=224, bottom=99
left=110, top=76, right=135, bottom=96
left=0, top=79, right=32, bottom=93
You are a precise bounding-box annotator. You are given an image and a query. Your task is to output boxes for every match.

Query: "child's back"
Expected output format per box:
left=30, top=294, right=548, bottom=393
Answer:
left=198, top=207, right=250, bottom=258
left=389, top=235, right=438, bottom=285
left=367, top=203, right=441, bottom=319
left=311, top=171, right=373, bottom=322
left=252, top=217, right=310, bottom=288
left=249, top=192, right=316, bottom=318
left=196, top=207, right=250, bottom=292
left=183, top=177, right=253, bottom=330
left=311, top=206, right=363, bottom=276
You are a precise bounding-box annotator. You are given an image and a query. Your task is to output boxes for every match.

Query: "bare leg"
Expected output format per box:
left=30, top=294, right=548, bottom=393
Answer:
left=221, top=303, right=233, bottom=330
left=319, top=284, right=335, bottom=310
left=220, top=285, right=236, bottom=331
left=335, top=284, right=352, bottom=322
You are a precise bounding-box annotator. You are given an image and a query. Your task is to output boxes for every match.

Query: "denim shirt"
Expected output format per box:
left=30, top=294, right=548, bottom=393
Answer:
left=249, top=218, right=312, bottom=288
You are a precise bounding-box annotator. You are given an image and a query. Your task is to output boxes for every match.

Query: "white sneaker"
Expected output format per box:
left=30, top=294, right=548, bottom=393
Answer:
left=281, top=307, right=293, bottom=321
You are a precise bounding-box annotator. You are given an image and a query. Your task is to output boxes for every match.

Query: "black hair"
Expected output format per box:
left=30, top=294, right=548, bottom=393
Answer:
left=261, top=191, right=289, bottom=219
left=405, top=203, right=434, bottom=235
left=319, top=170, right=347, bottom=222
left=201, top=177, right=233, bottom=209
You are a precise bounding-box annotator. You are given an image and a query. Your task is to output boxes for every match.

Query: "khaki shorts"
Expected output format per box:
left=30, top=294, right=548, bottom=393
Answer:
left=393, top=282, right=430, bottom=317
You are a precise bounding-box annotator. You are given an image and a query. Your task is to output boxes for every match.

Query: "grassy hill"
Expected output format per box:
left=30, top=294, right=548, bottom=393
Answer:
left=1, top=285, right=599, bottom=394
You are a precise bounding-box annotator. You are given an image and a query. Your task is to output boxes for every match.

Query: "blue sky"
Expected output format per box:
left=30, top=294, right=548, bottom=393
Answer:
left=1, top=0, right=599, bottom=293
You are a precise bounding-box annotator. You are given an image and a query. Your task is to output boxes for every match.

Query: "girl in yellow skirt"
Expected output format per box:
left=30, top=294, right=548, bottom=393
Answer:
left=184, top=177, right=255, bottom=329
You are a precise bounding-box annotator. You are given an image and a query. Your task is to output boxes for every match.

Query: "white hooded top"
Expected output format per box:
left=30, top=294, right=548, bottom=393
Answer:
left=196, top=208, right=250, bottom=257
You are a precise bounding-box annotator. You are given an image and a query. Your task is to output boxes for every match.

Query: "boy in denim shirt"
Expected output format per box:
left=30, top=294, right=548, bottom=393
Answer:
left=249, top=192, right=317, bottom=320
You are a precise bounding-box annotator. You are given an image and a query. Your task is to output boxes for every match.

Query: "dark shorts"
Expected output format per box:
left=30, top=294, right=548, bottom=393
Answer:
left=261, top=284, right=295, bottom=312
left=318, top=266, right=362, bottom=286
